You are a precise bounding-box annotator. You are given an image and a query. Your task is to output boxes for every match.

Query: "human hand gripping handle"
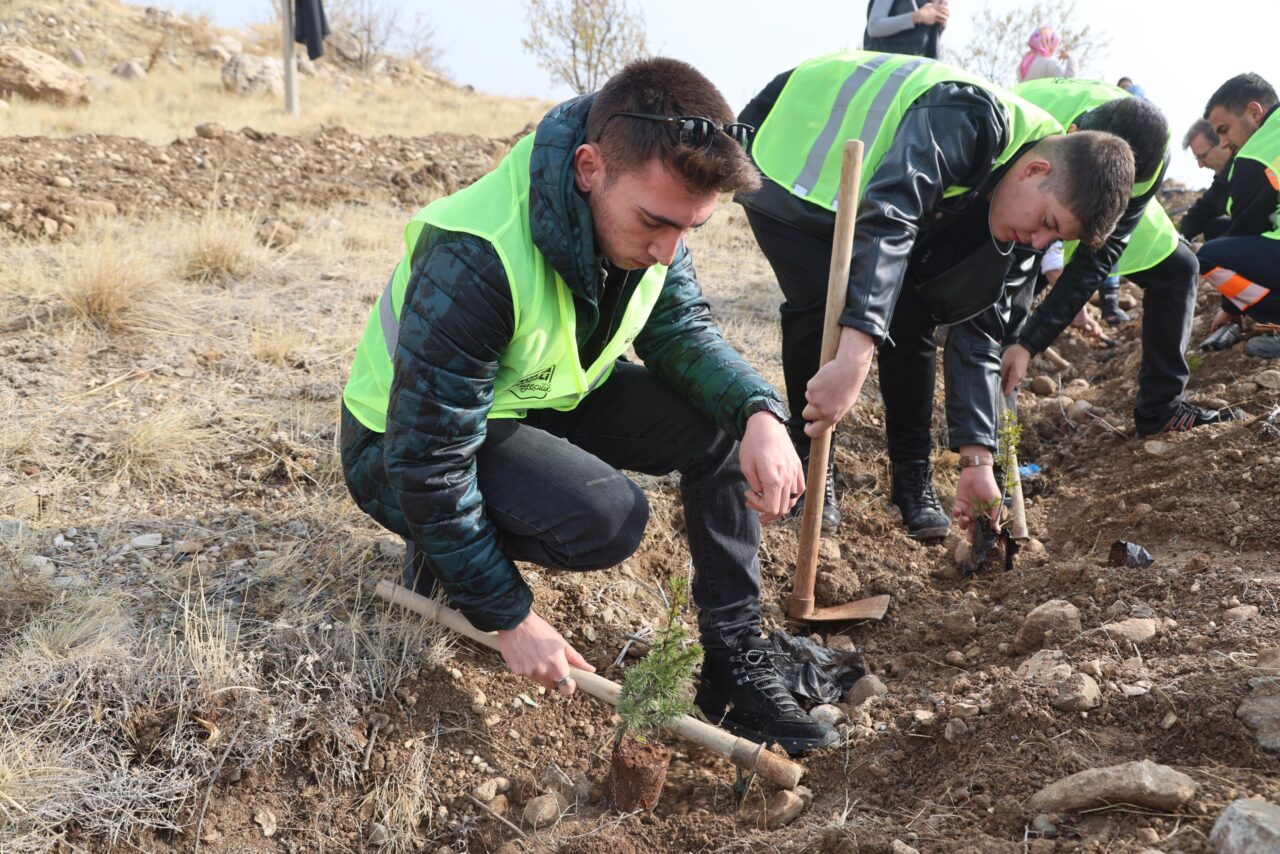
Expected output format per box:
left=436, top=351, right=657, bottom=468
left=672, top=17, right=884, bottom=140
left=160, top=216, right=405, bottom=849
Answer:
left=497, top=609, right=595, bottom=696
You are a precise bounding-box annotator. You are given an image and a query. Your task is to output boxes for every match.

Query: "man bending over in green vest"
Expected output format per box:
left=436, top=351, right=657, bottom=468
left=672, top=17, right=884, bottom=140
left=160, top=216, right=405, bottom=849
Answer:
left=738, top=51, right=1133, bottom=541
left=1002, top=78, right=1242, bottom=433
left=341, top=58, right=840, bottom=755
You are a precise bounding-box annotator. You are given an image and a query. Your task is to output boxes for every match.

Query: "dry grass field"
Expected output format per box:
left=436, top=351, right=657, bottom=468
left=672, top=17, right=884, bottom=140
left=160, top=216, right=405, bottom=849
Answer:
left=3, top=2, right=1280, bottom=853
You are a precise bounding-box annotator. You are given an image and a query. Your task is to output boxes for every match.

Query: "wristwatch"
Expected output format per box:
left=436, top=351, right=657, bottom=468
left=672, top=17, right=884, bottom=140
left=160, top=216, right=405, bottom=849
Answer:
left=957, top=454, right=994, bottom=469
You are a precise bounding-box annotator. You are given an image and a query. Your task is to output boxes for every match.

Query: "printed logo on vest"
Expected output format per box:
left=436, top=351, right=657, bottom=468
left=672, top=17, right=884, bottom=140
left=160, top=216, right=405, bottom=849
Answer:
left=510, top=365, right=555, bottom=399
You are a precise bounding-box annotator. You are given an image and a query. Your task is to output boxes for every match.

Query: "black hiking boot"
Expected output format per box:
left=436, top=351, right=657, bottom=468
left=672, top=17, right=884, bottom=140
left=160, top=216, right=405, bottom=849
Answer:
left=402, top=539, right=439, bottom=598
left=890, top=460, right=950, bottom=541
left=696, top=635, right=839, bottom=756
left=1135, top=401, right=1244, bottom=437
left=792, top=452, right=840, bottom=533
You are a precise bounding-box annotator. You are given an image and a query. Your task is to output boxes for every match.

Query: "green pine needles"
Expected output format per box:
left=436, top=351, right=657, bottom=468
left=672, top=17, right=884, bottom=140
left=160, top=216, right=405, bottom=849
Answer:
left=996, top=408, right=1022, bottom=496
left=615, top=577, right=703, bottom=744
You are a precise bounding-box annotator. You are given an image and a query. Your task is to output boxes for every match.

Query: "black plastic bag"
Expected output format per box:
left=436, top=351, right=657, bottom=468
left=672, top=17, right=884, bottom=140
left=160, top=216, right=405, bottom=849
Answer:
left=766, top=628, right=866, bottom=705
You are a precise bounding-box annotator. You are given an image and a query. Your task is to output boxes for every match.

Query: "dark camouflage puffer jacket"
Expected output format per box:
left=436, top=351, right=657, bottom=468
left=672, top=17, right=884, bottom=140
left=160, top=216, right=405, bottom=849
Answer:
left=341, top=93, right=784, bottom=632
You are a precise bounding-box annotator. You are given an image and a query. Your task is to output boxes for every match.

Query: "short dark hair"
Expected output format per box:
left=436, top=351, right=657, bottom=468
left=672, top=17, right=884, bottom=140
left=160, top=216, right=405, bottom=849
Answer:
left=1182, top=118, right=1219, bottom=150
left=1204, top=73, right=1279, bottom=118
left=1036, top=131, right=1135, bottom=248
left=1117, top=77, right=1132, bottom=88
left=1075, top=97, right=1168, bottom=183
left=585, top=57, right=760, bottom=195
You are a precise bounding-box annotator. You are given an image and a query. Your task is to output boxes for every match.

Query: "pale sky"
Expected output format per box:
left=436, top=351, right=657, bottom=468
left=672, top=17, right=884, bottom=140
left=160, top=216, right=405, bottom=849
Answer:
left=133, top=0, right=1279, bottom=188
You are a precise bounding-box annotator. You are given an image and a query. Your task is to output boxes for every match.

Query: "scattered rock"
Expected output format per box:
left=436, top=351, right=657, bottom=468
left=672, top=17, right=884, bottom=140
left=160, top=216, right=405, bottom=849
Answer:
left=221, top=53, right=284, bottom=96
left=66, top=47, right=86, bottom=68
left=1254, top=370, right=1280, bottom=391
left=21, top=555, right=55, bottom=578
left=1028, top=760, right=1197, bottom=813
left=0, top=516, right=26, bottom=545
left=195, top=122, right=228, bottom=139
left=890, top=840, right=920, bottom=854
left=1067, top=399, right=1093, bottom=418
left=1051, top=673, right=1101, bottom=712
left=1143, top=440, right=1171, bottom=457
left=257, top=219, right=296, bottom=248
left=218, top=35, right=244, bottom=54
left=0, top=45, right=91, bottom=105
left=1016, top=649, right=1071, bottom=683
left=810, top=704, right=844, bottom=726
left=1224, top=605, right=1259, bottom=622
left=944, top=718, right=969, bottom=743
left=130, top=533, right=163, bottom=548
left=1224, top=499, right=1242, bottom=514
left=367, top=822, right=389, bottom=846
left=111, top=59, right=146, bottom=80
left=521, top=792, right=567, bottom=828
left=741, top=789, right=805, bottom=829
left=1014, top=600, right=1082, bottom=652
left=845, top=674, right=888, bottom=706
left=1257, top=647, right=1280, bottom=675
left=1100, top=618, right=1158, bottom=645
left=942, top=606, right=977, bottom=641
left=1030, top=375, right=1057, bottom=396
left=253, top=808, right=277, bottom=837
left=1210, top=798, right=1280, bottom=853
left=1237, top=690, right=1280, bottom=753
left=471, top=778, right=503, bottom=802
left=944, top=649, right=966, bottom=667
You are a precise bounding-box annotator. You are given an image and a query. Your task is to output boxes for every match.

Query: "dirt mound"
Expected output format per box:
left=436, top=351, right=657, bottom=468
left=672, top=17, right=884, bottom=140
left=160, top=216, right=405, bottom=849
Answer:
left=0, top=125, right=519, bottom=239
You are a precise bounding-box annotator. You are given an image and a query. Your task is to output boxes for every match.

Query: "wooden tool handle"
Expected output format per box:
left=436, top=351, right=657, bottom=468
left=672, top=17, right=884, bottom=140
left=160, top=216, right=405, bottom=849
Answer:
left=374, top=580, right=805, bottom=789
left=790, top=139, right=864, bottom=619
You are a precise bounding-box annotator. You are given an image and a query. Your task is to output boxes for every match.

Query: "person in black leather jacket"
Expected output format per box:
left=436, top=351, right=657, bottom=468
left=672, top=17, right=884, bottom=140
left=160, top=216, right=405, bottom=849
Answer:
left=738, top=64, right=1132, bottom=540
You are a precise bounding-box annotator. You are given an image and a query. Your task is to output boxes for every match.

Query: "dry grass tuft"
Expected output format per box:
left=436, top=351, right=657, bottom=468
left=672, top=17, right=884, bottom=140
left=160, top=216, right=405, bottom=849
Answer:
left=179, top=212, right=268, bottom=284
left=58, top=237, right=163, bottom=333
left=359, top=737, right=434, bottom=852
left=91, top=410, right=217, bottom=492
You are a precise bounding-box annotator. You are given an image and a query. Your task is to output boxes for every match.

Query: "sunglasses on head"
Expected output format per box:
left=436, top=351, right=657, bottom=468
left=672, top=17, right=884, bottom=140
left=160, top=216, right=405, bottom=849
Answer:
left=603, top=112, right=755, bottom=150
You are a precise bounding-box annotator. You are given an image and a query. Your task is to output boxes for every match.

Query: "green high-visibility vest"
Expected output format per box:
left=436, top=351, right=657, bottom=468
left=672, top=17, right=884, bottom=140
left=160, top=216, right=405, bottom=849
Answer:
left=343, top=134, right=668, bottom=433
left=1228, top=106, right=1280, bottom=241
left=752, top=50, right=1064, bottom=211
left=1014, top=78, right=1180, bottom=275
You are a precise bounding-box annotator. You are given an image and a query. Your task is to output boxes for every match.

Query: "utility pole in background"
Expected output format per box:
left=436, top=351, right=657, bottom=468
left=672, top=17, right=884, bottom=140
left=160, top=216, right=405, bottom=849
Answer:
left=279, top=0, right=299, bottom=115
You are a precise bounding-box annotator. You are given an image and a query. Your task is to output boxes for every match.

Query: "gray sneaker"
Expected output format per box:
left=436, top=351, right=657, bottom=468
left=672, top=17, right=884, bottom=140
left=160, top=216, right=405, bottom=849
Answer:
left=1245, top=334, right=1280, bottom=359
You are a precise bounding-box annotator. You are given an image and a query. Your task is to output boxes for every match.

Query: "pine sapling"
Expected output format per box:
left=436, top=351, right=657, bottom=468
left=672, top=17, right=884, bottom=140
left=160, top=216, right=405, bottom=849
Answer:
left=615, top=577, right=703, bottom=744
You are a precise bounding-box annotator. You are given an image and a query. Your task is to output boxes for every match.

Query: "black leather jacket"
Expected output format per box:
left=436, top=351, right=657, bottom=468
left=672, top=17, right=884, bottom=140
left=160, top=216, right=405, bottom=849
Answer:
left=739, top=75, right=1045, bottom=451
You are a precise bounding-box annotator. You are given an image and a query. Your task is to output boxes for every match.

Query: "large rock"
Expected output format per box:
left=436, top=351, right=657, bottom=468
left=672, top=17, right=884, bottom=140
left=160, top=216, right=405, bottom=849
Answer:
left=1014, top=600, right=1082, bottom=652
left=1051, top=672, right=1101, bottom=712
left=0, top=45, right=91, bottom=105
left=740, top=789, right=804, bottom=829
left=111, top=59, right=147, bottom=80
left=1101, top=618, right=1158, bottom=646
left=1237, top=690, right=1280, bottom=753
left=845, top=674, right=888, bottom=706
left=221, top=53, right=284, bottom=96
left=1210, top=799, right=1280, bottom=853
left=521, top=792, right=567, bottom=828
left=1028, top=760, right=1197, bottom=813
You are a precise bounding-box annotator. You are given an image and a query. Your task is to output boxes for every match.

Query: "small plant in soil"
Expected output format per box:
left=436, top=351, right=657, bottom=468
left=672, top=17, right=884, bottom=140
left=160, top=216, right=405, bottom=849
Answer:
left=606, top=577, right=702, bottom=811
left=967, top=409, right=1023, bottom=573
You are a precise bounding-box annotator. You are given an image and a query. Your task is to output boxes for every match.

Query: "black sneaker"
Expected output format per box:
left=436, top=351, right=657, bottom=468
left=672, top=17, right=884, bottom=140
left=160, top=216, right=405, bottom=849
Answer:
left=695, top=635, right=839, bottom=756
left=1136, top=401, right=1244, bottom=437
left=792, top=453, right=840, bottom=533
left=890, top=460, right=950, bottom=540
left=402, top=539, right=439, bottom=598
left=1100, top=293, right=1131, bottom=326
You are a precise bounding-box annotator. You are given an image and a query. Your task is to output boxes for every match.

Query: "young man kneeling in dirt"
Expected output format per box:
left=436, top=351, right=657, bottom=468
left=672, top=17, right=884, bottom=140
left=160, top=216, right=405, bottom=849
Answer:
left=737, top=51, right=1133, bottom=542
left=339, top=58, right=839, bottom=755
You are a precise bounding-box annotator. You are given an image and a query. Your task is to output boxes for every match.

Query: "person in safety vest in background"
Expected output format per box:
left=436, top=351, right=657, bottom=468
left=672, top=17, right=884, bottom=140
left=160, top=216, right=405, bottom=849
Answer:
left=737, top=51, right=1133, bottom=541
left=340, top=57, right=841, bottom=756
left=1199, top=73, right=1280, bottom=359
left=1001, top=78, right=1243, bottom=432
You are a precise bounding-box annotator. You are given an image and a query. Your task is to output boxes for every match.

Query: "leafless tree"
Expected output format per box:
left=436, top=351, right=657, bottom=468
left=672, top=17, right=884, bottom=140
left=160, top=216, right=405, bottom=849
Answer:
left=521, top=0, right=647, bottom=95
left=948, top=0, right=1111, bottom=89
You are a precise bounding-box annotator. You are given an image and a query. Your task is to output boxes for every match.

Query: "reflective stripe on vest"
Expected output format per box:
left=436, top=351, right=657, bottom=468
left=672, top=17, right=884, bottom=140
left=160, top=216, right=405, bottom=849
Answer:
left=1014, top=77, right=1180, bottom=275
left=342, top=134, right=668, bottom=432
left=753, top=51, right=1063, bottom=213
left=1204, top=266, right=1271, bottom=310
left=1228, top=107, right=1280, bottom=241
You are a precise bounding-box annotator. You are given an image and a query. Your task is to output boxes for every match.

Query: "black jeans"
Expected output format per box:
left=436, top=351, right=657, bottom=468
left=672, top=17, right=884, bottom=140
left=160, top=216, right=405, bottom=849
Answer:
left=1009, top=241, right=1198, bottom=422
left=745, top=207, right=978, bottom=462
left=1198, top=235, right=1280, bottom=325
left=350, top=361, right=762, bottom=650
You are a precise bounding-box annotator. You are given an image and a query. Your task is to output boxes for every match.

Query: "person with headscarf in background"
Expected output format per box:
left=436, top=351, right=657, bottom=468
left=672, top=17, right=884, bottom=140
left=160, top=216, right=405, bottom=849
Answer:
left=1018, top=26, right=1076, bottom=82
